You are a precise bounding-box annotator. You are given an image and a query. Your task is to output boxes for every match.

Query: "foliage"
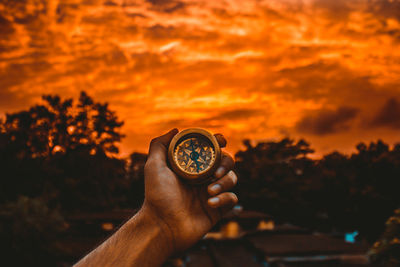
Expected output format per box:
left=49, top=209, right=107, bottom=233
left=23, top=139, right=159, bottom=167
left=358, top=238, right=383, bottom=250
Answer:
left=234, top=138, right=400, bottom=241
left=234, top=138, right=316, bottom=225
left=0, top=92, right=129, bottom=211
left=0, top=92, right=144, bottom=265
left=369, top=209, right=400, bottom=266
left=2, top=91, right=124, bottom=158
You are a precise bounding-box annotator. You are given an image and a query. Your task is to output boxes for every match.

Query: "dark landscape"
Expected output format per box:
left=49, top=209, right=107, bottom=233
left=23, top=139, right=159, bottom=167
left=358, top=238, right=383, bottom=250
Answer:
left=0, top=92, right=399, bottom=266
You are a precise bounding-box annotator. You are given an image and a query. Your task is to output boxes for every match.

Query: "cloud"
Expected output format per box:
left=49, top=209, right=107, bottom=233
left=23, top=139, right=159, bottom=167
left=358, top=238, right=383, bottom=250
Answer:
left=370, top=97, right=400, bottom=129
left=211, top=108, right=264, bottom=120
left=368, top=0, right=400, bottom=20
left=296, top=106, right=359, bottom=136
left=1, top=0, right=400, bottom=155
left=146, top=0, right=187, bottom=13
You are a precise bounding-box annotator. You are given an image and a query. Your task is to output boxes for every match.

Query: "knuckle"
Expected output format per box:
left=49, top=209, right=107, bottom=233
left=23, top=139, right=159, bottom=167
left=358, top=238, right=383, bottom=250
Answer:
left=150, top=137, right=159, bottom=147
left=222, top=153, right=235, bottom=167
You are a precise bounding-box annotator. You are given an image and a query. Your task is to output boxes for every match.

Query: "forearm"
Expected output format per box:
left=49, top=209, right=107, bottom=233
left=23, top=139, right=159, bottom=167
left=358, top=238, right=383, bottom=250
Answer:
left=74, top=208, right=173, bottom=267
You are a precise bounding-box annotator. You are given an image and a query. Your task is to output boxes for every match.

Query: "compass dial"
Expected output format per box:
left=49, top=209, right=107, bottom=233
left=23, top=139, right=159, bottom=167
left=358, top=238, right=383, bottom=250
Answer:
left=174, top=136, right=216, bottom=175
left=168, top=128, right=221, bottom=184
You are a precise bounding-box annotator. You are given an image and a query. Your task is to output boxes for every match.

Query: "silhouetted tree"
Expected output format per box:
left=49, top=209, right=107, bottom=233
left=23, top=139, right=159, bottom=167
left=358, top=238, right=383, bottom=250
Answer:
left=346, top=140, right=400, bottom=241
left=369, top=209, right=400, bottom=266
left=234, top=138, right=316, bottom=226
left=235, top=138, right=400, bottom=242
left=0, top=91, right=127, bottom=211
left=1, top=92, right=123, bottom=158
left=0, top=92, right=137, bottom=266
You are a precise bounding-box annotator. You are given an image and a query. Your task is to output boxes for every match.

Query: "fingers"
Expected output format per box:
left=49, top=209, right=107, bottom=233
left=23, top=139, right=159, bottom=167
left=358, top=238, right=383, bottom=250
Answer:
left=208, top=170, right=237, bottom=196
left=208, top=192, right=238, bottom=209
left=214, top=133, right=227, bottom=148
left=147, top=128, right=178, bottom=164
left=207, top=171, right=238, bottom=213
left=214, top=151, right=235, bottom=179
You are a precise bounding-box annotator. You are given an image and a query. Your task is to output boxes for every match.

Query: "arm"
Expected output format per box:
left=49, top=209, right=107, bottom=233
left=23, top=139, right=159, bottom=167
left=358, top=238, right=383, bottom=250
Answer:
left=74, top=207, right=173, bottom=267
left=75, top=129, right=238, bottom=267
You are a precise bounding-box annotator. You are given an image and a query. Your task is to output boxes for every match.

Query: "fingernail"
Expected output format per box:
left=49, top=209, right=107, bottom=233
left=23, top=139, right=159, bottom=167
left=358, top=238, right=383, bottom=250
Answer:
left=208, top=197, right=220, bottom=206
left=215, top=166, right=225, bottom=178
left=209, top=184, right=222, bottom=195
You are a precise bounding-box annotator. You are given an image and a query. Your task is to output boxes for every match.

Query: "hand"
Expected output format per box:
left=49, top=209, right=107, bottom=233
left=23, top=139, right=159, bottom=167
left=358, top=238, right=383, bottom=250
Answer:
left=142, top=128, right=238, bottom=254
left=73, top=128, right=237, bottom=267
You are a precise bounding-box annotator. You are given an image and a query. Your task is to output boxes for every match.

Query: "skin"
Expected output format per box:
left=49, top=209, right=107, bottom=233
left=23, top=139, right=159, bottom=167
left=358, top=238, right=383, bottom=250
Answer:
left=75, top=128, right=238, bottom=267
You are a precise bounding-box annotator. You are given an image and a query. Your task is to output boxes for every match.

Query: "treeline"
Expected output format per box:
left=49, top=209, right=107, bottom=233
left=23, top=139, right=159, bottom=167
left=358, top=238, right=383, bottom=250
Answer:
left=235, top=138, right=400, bottom=242
left=0, top=92, right=144, bottom=265
left=0, top=92, right=399, bottom=265
left=0, top=92, right=143, bottom=212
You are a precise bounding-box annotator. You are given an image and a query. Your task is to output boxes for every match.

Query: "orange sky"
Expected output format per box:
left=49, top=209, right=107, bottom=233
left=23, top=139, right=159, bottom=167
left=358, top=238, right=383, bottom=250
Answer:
left=1, top=0, right=400, bottom=157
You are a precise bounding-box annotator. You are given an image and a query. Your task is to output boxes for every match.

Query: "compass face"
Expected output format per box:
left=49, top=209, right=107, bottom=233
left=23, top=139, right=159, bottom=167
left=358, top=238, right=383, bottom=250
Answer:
left=168, top=128, right=221, bottom=184
left=173, top=135, right=216, bottom=175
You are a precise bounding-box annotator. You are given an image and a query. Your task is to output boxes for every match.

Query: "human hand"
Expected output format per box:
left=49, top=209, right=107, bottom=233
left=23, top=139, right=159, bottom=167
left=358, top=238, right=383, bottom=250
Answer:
left=141, top=128, right=238, bottom=254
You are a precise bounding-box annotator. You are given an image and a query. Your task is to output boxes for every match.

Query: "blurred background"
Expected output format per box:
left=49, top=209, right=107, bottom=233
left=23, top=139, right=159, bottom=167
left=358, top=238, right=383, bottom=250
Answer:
left=0, top=0, right=400, bottom=266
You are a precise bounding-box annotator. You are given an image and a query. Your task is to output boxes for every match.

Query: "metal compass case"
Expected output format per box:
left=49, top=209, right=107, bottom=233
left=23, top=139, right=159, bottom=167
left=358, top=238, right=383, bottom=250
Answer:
left=168, top=128, right=221, bottom=184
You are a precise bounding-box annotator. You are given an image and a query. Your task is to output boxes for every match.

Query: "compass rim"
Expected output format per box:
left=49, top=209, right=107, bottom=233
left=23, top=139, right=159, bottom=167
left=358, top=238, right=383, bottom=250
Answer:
left=168, top=128, right=221, bottom=184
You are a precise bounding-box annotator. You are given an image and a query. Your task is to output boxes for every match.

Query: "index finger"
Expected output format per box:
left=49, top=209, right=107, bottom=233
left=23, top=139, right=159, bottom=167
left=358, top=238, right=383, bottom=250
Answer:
left=214, top=133, right=227, bottom=148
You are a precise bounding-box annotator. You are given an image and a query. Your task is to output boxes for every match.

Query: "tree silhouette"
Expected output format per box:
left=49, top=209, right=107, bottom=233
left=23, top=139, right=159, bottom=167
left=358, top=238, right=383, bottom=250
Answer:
left=1, top=92, right=124, bottom=159
left=0, top=91, right=127, bottom=211
left=369, top=209, right=400, bottom=266
left=0, top=92, right=132, bottom=266
left=234, top=138, right=316, bottom=226
left=234, top=138, right=400, bottom=241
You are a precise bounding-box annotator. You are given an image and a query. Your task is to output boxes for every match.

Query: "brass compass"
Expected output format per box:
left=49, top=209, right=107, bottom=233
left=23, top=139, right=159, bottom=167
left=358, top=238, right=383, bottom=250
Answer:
left=168, top=128, right=221, bottom=184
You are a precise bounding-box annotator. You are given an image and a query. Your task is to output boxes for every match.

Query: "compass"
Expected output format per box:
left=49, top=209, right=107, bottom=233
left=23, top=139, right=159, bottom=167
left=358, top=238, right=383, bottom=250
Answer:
left=168, top=128, right=221, bottom=184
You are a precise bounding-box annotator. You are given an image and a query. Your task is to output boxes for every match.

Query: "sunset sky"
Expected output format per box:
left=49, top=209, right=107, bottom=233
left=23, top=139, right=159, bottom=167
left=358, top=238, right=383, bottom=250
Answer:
left=1, top=0, right=400, bottom=157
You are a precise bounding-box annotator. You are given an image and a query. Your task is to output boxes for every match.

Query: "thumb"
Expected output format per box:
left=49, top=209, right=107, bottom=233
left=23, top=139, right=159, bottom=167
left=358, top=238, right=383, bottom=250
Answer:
left=147, top=128, right=178, bottom=164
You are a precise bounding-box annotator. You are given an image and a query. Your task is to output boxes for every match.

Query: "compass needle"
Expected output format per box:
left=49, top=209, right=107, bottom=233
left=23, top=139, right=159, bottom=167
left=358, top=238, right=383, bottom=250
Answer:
left=168, top=128, right=222, bottom=184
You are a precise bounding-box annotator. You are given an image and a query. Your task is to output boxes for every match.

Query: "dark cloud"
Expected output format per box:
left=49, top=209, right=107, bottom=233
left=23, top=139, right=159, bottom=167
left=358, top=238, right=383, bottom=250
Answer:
left=211, top=108, right=265, bottom=121
left=104, top=0, right=118, bottom=6
left=146, top=0, right=187, bottom=13
left=0, top=61, right=51, bottom=88
left=154, top=117, right=225, bottom=131
left=271, top=61, right=385, bottom=108
left=296, top=106, right=359, bottom=135
left=370, top=97, right=400, bottom=129
left=143, top=24, right=219, bottom=42
left=312, top=0, right=353, bottom=20
left=368, top=0, right=400, bottom=20
left=0, top=14, right=14, bottom=35
left=153, top=108, right=264, bottom=132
